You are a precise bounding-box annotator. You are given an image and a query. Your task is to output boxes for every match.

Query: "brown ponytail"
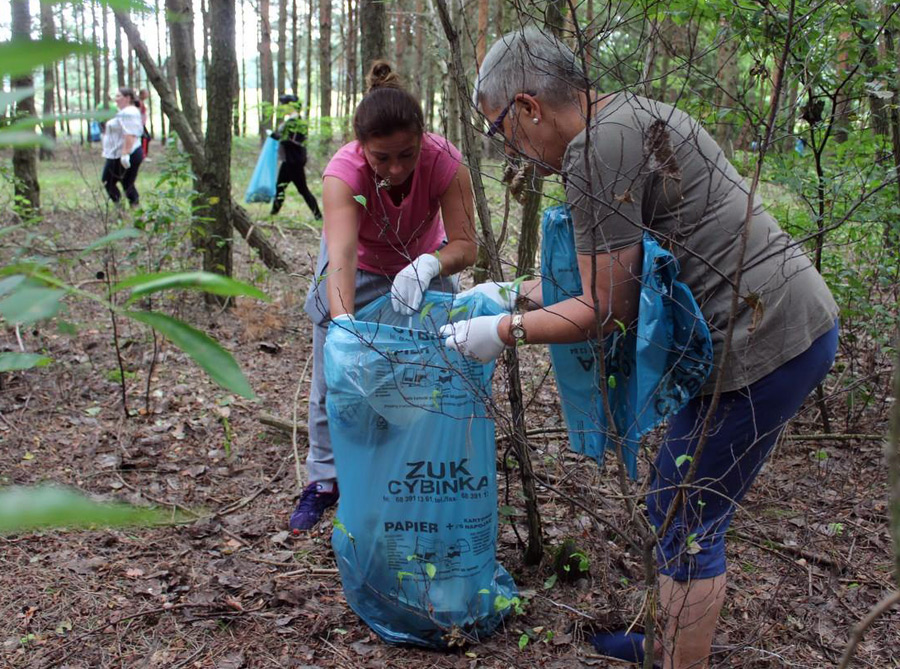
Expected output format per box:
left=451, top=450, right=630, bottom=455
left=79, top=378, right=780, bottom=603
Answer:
left=353, top=60, right=424, bottom=142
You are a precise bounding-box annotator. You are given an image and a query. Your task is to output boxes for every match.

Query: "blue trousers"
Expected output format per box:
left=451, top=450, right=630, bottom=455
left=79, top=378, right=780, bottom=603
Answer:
left=647, top=322, right=839, bottom=580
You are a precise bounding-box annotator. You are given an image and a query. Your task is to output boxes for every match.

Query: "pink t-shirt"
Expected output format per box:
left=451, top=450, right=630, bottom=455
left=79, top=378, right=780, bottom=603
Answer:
left=322, top=132, right=462, bottom=275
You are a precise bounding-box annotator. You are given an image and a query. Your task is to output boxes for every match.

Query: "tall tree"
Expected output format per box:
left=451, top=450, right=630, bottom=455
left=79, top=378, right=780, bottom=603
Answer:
left=11, top=0, right=40, bottom=213
left=291, top=0, right=299, bottom=94
left=259, top=0, right=275, bottom=137
left=319, top=0, right=332, bottom=139
left=39, top=0, right=57, bottom=161
left=115, top=23, right=125, bottom=87
left=276, top=0, right=288, bottom=96
left=359, top=0, right=385, bottom=74
left=198, top=0, right=238, bottom=287
left=304, top=0, right=313, bottom=120
left=103, top=3, right=110, bottom=107
left=91, top=0, right=102, bottom=106
left=166, top=0, right=202, bottom=134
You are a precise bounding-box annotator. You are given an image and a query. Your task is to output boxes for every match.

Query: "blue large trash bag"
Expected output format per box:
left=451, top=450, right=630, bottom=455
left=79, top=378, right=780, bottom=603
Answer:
left=324, top=291, right=518, bottom=648
left=540, top=205, right=713, bottom=478
left=88, top=120, right=101, bottom=143
left=244, top=136, right=279, bottom=203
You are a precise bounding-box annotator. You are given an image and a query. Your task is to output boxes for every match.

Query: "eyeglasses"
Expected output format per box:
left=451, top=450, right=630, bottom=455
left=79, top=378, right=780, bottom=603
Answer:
left=485, top=91, right=536, bottom=138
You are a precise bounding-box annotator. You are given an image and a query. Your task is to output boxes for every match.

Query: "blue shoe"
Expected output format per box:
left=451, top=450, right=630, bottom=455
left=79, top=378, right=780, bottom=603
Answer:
left=590, top=630, right=660, bottom=667
left=289, top=482, right=339, bottom=532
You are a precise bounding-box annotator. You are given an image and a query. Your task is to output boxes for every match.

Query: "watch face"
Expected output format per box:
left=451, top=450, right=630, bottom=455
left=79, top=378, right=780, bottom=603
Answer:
left=511, top=324, right=526, bottom=340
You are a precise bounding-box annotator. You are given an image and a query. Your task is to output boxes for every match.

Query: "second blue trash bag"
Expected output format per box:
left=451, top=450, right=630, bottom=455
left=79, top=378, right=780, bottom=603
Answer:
left=540, top=205, right=713, bottom=478
left=244, top=135, right=279, bottom=203
left=324, top=291, right=517, bottom=648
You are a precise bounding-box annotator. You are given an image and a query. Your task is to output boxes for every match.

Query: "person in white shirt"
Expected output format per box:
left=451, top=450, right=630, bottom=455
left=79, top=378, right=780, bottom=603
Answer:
left=101, top=87, right=145, bottom=207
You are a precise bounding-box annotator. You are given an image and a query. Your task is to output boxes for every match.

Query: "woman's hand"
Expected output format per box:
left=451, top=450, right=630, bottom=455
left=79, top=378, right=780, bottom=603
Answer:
left=455, top=281, right=518, bottom=312
left=390, top=253, right=441, bottom=314
left=438, top=314, right=506, bottom=363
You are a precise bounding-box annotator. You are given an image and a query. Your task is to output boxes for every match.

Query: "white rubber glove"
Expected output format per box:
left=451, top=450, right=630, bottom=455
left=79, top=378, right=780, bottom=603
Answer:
left=455, top=281, right=518, bottom=312
left=438, top=314, right=506, bottom=363
left=332, top=313, right=354, bottom=327
left=391, top=253, right=441, bottom=315
left=120, top=153, right=131, bottom=169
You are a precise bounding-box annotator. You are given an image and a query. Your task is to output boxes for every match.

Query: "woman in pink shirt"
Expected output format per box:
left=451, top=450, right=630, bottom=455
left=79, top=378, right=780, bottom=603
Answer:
left=293, top=61, right=477, bottom=531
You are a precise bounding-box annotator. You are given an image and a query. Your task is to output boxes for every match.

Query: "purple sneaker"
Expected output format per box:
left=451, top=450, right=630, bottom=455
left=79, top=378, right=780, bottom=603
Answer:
left=290, top=482, right=339, bottom=532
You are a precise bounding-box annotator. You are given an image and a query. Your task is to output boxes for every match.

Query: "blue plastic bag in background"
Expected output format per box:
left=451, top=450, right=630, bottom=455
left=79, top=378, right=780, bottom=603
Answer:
left=244, top=135, right=279, bottom=203
left=325, top=291, right=517, bottom=648
left=540, top=205, right=713, bottom=478
left=88, top=120, right=101, bottom=143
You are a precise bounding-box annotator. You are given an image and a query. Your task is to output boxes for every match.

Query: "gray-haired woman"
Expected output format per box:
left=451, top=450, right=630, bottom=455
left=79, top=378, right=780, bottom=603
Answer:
left=442, top=27, right=838, bottom=669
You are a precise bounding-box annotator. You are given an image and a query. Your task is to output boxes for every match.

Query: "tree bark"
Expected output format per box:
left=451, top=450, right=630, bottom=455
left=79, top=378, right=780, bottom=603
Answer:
left=115, top=22, right=126, bottom=87
left=39, top=0, right=57, bottom=160
left=79, top=4, right=92, bottom=116
left=103, top=3, right=111, bottom=107
left=277, top=0, right=288, bottom=96
left=890, top=346, right=900, bottom=588
left=11, top=0, right=40, bottom=213
left=713, top=19, right=739, bottom=158
left=305, top=0, right=313, bottom=120
left=291, top=0, right=299, bottom=94
left=115, top=8, right=289, bottom=272
left=91, top=0, right=102, bottom=107
left=259, top=0, right=275, bottom=137
left=319, top=0, right=332, bottom=139
left=197, top=0, right=238, bottom=292
left=201, top=0, right=211, bottom=85
left=359, top=0, right=386, bottom=76
left=166, top=0, right=202, bottom=135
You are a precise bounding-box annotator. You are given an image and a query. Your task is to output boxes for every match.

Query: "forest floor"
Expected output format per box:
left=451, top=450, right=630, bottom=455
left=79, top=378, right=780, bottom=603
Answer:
left=0, top=141, right=897, bottom=668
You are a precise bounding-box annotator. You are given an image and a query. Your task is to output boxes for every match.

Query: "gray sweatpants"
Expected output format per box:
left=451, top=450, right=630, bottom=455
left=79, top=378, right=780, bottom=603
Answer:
left=302, top=238, right=457, bottom=484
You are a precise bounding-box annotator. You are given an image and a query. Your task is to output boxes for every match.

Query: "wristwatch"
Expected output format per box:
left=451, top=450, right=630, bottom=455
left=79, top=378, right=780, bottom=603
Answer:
left=509, top=314, right=527, bottom=345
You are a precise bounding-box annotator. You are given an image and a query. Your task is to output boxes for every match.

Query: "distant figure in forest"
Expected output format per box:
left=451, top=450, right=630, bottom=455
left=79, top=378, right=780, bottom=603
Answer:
left=101, top=87, right=144, bottom=207
left=271, top=94, right=321, bottom=218
left=138, top=89, right=151, bottom=158
left=292, top=61, right=477, bottom=531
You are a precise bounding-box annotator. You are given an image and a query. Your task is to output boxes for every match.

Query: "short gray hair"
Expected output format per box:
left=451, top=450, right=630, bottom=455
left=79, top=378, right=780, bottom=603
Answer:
left=474, top=27, right=587, bottom=111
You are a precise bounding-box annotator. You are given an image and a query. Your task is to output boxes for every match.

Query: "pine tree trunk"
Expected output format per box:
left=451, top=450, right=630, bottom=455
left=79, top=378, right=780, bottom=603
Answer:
left=277, top=0, right=288, bottom=96
left=305, top=0, right=313, bottom=121
left=166, top=0, right=202, bottom=135
left=198, top=0, right=238, bottom=290
left=359, top=0, right=385, bottom=75
left=39, top=0, right=57, bottom=160
left=91, top=0, right=102, bottom=107
left=59, top=6, right=72, bottom=137
left=115, top=23, right=125, bottom=87
left=79, top=5, right=92, bottom=115
left=11, top=0, right=40, bottom=213
left=319, top=0, right=332, bottom=140
left=201, top=0, right=211, bottom=86
left=103, top=4, right=110, bottom=107
left=259, top=0, right=275, bottom=138
left=241, top=0, right=249, bottom=136
left=291, top=0, right=299, bottom=94
left=413, top=0, right=424, bottom=98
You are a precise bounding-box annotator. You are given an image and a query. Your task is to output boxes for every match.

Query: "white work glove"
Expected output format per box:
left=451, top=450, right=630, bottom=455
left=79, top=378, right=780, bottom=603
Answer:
left=119, top=153, right=131, bottom=169
left=456, top=281, right=518, bottom=312
left=331, top=313, right=354, bottom=328
left=391, top=253, right=441, bottom=315
left=438, top=314, right=506, bottom=363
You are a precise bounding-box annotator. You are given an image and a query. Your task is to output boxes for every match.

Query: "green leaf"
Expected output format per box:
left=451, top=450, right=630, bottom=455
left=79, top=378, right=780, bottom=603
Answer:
left=115, top=271, right=269, bottom=303
left=607, top=374, right=617, bottom=389
left=0, top=88, right=35, bottom=110
left=518, top=633, right=529, bottom=650
left=425, top=563, right=436, bottom=579
left=396, top=571, right=414, bottom=583
left=0, top=130, right=54, bottom=149
left=494, top=595, right=511, bottom=612
left=0, top=40, right=94, bottom=78
left=0, top=353, right=52, bottom=372
left=499, top=505, right=520, bottom=517
left=0, top=275, right=26, bottom=298
left=0, top=286, right=65, bottom=324
left=478, top=588, right=490, bottom=594
left=0, top=486, right=175, bottom=534
left=543, top=574, right=558, bottom=590
left=419, top=301, right=434, bottom=321
left=78, top=228, right=142, bottom=257
left=126, top=310, right=255, bottom=398
left=448, top=305, right=469, bottom=319
left=675, top=454, right=693, bottom=468
left=352, top=194, right=367, bottom=207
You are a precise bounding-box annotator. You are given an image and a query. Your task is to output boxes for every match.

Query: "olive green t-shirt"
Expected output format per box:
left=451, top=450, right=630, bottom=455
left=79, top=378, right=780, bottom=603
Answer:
left=562, top=94, right=838, bottom=393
